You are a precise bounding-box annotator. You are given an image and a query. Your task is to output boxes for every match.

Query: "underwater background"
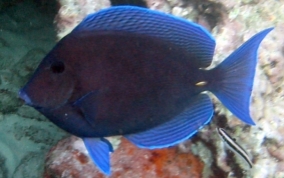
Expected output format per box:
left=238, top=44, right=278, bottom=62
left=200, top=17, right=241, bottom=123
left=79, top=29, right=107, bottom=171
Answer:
left=0, top=0, right=284, bottom=177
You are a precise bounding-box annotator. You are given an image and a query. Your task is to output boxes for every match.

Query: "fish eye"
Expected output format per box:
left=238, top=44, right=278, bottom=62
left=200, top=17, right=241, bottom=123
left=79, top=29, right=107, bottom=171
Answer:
left=50, top=61, right=65, bottom=74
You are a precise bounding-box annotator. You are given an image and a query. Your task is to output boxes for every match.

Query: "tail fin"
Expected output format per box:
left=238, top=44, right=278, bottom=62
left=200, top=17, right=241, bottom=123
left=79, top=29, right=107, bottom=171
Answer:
left=209, top=28, right=273, bottom=125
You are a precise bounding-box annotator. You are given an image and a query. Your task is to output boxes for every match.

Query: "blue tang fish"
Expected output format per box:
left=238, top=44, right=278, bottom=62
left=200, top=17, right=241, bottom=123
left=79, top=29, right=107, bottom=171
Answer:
left=18, top=6, right=273, bottom=175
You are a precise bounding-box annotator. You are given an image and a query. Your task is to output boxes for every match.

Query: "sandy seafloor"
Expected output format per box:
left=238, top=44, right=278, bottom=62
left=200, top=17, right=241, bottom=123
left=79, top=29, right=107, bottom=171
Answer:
left=0, top=1, right=68, bottom=177
left=0, top=0, right=284, bottom=177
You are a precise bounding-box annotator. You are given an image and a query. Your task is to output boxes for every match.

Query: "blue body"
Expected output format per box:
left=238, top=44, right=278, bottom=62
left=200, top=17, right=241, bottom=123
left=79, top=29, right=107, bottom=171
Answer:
left=18, top=6, right=273, bottom=175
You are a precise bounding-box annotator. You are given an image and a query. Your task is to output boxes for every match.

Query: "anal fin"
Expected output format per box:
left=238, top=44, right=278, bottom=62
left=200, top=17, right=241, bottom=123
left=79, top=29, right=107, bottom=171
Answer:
left=125, top=94, right=213, bottom=149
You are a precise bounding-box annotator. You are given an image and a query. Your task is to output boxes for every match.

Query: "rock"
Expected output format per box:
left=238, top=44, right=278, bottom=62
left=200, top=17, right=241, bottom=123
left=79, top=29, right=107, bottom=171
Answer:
left=55, top=0, right=111, bottom=39
left=44, top=137, right=203, bottom=178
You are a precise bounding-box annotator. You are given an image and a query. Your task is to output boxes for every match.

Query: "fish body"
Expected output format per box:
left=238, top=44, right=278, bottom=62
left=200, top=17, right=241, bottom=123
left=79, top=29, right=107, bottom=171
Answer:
left=35, top=31, right=206, bottom=137
left=217, top=128, right=253, bottom=168
left=18, top=6, right=272, bottom=175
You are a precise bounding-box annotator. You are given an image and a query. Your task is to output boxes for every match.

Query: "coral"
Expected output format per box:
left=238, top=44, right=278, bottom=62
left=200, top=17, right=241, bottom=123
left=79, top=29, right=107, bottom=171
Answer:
left=145, top=0, right=171, bottom=12
left=145, top=0, right=227, bottom=31
left=55, top=0, right=111, bottom=39
left=44, top=137, right=203, bottom=178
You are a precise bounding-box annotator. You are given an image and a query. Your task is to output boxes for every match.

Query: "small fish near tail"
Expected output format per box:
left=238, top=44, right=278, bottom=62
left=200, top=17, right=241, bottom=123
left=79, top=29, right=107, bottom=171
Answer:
left=217, top=127, right=253, bottom=168
left=206, top=28, right=273, bottom=125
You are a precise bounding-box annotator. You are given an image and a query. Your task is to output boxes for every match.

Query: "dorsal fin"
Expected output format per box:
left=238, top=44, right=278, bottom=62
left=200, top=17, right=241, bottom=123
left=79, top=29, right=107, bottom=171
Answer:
left=72, top=6, right=216, bottom=67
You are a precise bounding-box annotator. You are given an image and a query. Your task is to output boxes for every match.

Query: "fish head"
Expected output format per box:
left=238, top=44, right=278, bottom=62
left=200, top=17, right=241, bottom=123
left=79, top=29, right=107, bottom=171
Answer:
left=19, top=42, right=75, bottom=110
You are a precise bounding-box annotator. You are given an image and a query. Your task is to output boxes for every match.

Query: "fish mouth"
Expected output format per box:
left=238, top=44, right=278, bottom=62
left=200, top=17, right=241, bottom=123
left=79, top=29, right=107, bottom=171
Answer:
left=18, top=88, right=42, bottom=109
left=18, top=88, right=32, bottom=105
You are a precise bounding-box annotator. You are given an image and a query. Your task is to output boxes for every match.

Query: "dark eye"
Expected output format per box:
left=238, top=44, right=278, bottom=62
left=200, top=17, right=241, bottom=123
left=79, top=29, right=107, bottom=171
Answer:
left=50, top=61, right=65, bottom=74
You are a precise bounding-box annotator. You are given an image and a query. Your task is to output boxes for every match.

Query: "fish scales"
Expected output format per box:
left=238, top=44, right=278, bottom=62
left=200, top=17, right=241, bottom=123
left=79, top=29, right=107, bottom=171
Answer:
left=28, top=31, right=206, bottom=137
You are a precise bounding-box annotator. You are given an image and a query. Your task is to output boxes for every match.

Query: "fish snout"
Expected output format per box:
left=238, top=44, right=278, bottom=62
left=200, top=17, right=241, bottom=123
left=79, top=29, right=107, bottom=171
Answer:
left=18, top=88, right=32, bottom=105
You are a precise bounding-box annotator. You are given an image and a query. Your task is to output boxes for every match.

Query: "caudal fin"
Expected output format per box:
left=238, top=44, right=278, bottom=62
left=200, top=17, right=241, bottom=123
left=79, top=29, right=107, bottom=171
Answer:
left=209, top=28, right=273, bottom=125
